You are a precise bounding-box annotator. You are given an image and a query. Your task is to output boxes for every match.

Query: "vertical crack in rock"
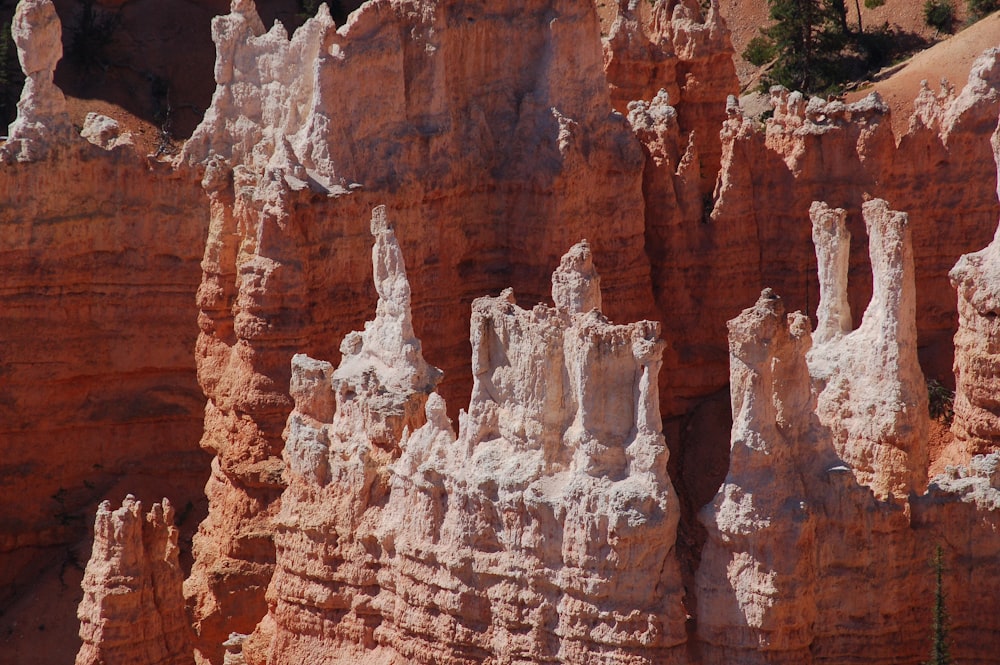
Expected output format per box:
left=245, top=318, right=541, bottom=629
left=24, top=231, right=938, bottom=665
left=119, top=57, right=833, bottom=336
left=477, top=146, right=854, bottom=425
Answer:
left=1, top=0, right=72, bottom=162
left=238, top=225, right=687, bottom=665
left=76, top=496, right=193, bottom=665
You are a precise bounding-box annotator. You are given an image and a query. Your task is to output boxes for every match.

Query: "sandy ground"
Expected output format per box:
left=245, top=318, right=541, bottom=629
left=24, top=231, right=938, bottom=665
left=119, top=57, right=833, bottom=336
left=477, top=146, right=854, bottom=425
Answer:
left=720, top=0, right=977, bottom=87
left=847, top=11, right=1000, bottom=136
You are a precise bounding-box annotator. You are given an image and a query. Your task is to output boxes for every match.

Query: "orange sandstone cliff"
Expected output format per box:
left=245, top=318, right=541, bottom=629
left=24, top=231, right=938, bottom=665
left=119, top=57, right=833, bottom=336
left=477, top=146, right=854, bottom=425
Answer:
left=0, top=4, right=207, bottom=656
left=2, top=0, right=1000, bottom=663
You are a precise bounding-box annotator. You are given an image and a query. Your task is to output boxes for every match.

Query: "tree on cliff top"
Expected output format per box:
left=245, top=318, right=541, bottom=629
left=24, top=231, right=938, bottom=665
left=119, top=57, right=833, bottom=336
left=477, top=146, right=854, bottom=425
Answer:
left=747, top=0, right=850, bottom=92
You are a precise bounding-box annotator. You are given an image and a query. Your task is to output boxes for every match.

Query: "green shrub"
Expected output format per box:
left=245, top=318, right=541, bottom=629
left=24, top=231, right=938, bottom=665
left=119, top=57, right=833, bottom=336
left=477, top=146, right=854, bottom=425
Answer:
left=743, top=34, right=777, bottom=66
left=927, top=379, right=954, bottom=425
left=923, top=0, right=956, bottom=32
left=967, top=0, right=999, bottom=18
left=864, top=0, right=886, bottom=7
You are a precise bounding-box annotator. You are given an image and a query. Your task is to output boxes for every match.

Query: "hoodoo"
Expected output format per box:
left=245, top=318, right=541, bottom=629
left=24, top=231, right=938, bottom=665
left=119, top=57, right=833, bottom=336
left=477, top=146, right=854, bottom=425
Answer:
left=2, top=0, right=1000, bottom=663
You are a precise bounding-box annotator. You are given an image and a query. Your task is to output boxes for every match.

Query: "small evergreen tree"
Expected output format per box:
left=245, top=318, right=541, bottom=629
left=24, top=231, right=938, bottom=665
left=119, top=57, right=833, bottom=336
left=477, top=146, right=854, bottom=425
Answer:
left=925, top=545, right=953, bottom=665
left=923, top=0, right=956, bottom=33
left=763, top=0, right=851, bottom=92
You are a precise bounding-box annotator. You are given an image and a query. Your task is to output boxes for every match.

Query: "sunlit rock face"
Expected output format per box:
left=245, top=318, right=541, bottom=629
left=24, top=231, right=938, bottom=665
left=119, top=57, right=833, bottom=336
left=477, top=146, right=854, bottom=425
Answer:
left=237, top=221, right=688, bottom=665
left=698, top=199, right=1000, bottom=665
left=76, top=496, right=193, bottom=665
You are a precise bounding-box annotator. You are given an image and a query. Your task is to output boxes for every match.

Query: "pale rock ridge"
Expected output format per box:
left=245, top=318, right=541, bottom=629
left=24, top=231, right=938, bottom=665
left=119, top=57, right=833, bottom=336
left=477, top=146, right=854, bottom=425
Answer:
left=329, top=205, right=441, bottom=451
left=182, top=1, right=658, bottom=660
left=809, top=202, right=851, bottom=345
left=76, top=496, right=193, bottom=665
left=181, top=0, right=337, bottom=184
left=950, top=117, right=1000, bottom=457
left=697, top=201, right=1000, bottom=664
left=697, top=290, right=821, bottom=662
left=808, top=199, right=928, bottom=500
left=1, top=0, right=73, bottom=162
left=912, top=47, right=1000, bottom=142
left=242, top=231, right=687, bottom=664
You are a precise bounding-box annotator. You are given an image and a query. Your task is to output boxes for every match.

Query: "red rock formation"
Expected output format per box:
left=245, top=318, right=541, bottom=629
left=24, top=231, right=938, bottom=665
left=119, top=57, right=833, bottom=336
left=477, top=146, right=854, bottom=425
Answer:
left=950, top=115, right=1000, bottom=458
left=0, top=2, right=208, bottom=649
left=76, top=496, right=193, bottom=665
left=603, top=0, right=738, bottom=193
left=238, top=217, right=687, bottom=664
left=703, top=53, right=1000, bottom=404
left=181, top=1, right=658, bottom=660
left=697, top=200, right=1000, bottom=665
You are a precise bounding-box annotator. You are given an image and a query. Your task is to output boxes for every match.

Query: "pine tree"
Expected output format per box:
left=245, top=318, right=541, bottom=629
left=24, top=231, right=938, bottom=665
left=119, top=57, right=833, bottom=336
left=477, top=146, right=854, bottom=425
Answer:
left=925, top=544, right=953, bottom=665
left=759, top=0, right=850, bottom=92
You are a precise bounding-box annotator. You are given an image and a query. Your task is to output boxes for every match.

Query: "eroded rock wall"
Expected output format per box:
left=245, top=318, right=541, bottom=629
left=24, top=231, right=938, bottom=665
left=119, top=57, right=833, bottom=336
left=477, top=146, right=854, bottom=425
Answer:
left=0, top=0, right=208, bottom=635
left=239, top=218, right=687, bottom=665
left=702, top=54, right=1000, bottom=408
left=181, top=0, right=664, bottom=659
left=949, top=113, right=1000, bottom=457
left=76, top=496, right=193, bottom=665
left=697, top=199, right=1000, bottom=664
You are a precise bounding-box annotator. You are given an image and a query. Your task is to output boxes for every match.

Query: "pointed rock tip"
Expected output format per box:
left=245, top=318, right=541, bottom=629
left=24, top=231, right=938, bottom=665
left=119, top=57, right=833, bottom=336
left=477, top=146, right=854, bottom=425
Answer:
left=552, top=240, right=602, bottom=315
left=371, top=204, right=390, bottom=235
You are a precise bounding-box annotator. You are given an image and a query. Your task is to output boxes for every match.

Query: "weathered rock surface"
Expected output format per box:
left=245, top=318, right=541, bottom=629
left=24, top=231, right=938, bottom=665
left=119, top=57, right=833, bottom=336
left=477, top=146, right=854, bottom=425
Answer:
left=3, top=0, right=1000, bottom=663
left=76, top=496, right=193, bottom=665
left=181, top=1, right=663, bottom=659
left=0, top=3, right=210, bottom=658
left=1, top=0, right=72, bottom=162
left=703, top=54, right=1000, bottom=407
left=0, top=139, right=209, bottom=591
left=949, top=114, right=1000, bottom=458
left=698, top=199, right=1000, bottom=664
left=809, top=199, right=928, bottom=500
left=603, top=0, right=738, bottom=193
left=237, top=222, right=687, bottom=664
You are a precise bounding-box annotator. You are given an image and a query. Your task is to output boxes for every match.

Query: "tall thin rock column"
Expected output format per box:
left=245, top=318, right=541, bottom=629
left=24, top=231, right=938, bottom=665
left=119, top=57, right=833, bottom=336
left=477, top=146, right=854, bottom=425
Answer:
left=808, top=199, right=929, bottom=500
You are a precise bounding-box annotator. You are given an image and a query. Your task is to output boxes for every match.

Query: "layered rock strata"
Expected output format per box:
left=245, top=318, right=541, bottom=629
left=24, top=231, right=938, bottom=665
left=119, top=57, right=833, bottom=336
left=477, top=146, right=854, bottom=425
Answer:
left=238, top=220, right=687, bottom=664
left=181, top=1, right=665, bottom=659
left=602, top=0, right=738, bottom=193
left=702, top=53, right=1000, bottom=407
left=949, top=115, right=1000, bottom=457
left=76, top=496, right=193, bottom=665
left=697, top=200, right=1000, bottom=664
left=0, top=0, right=208, bottom=639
